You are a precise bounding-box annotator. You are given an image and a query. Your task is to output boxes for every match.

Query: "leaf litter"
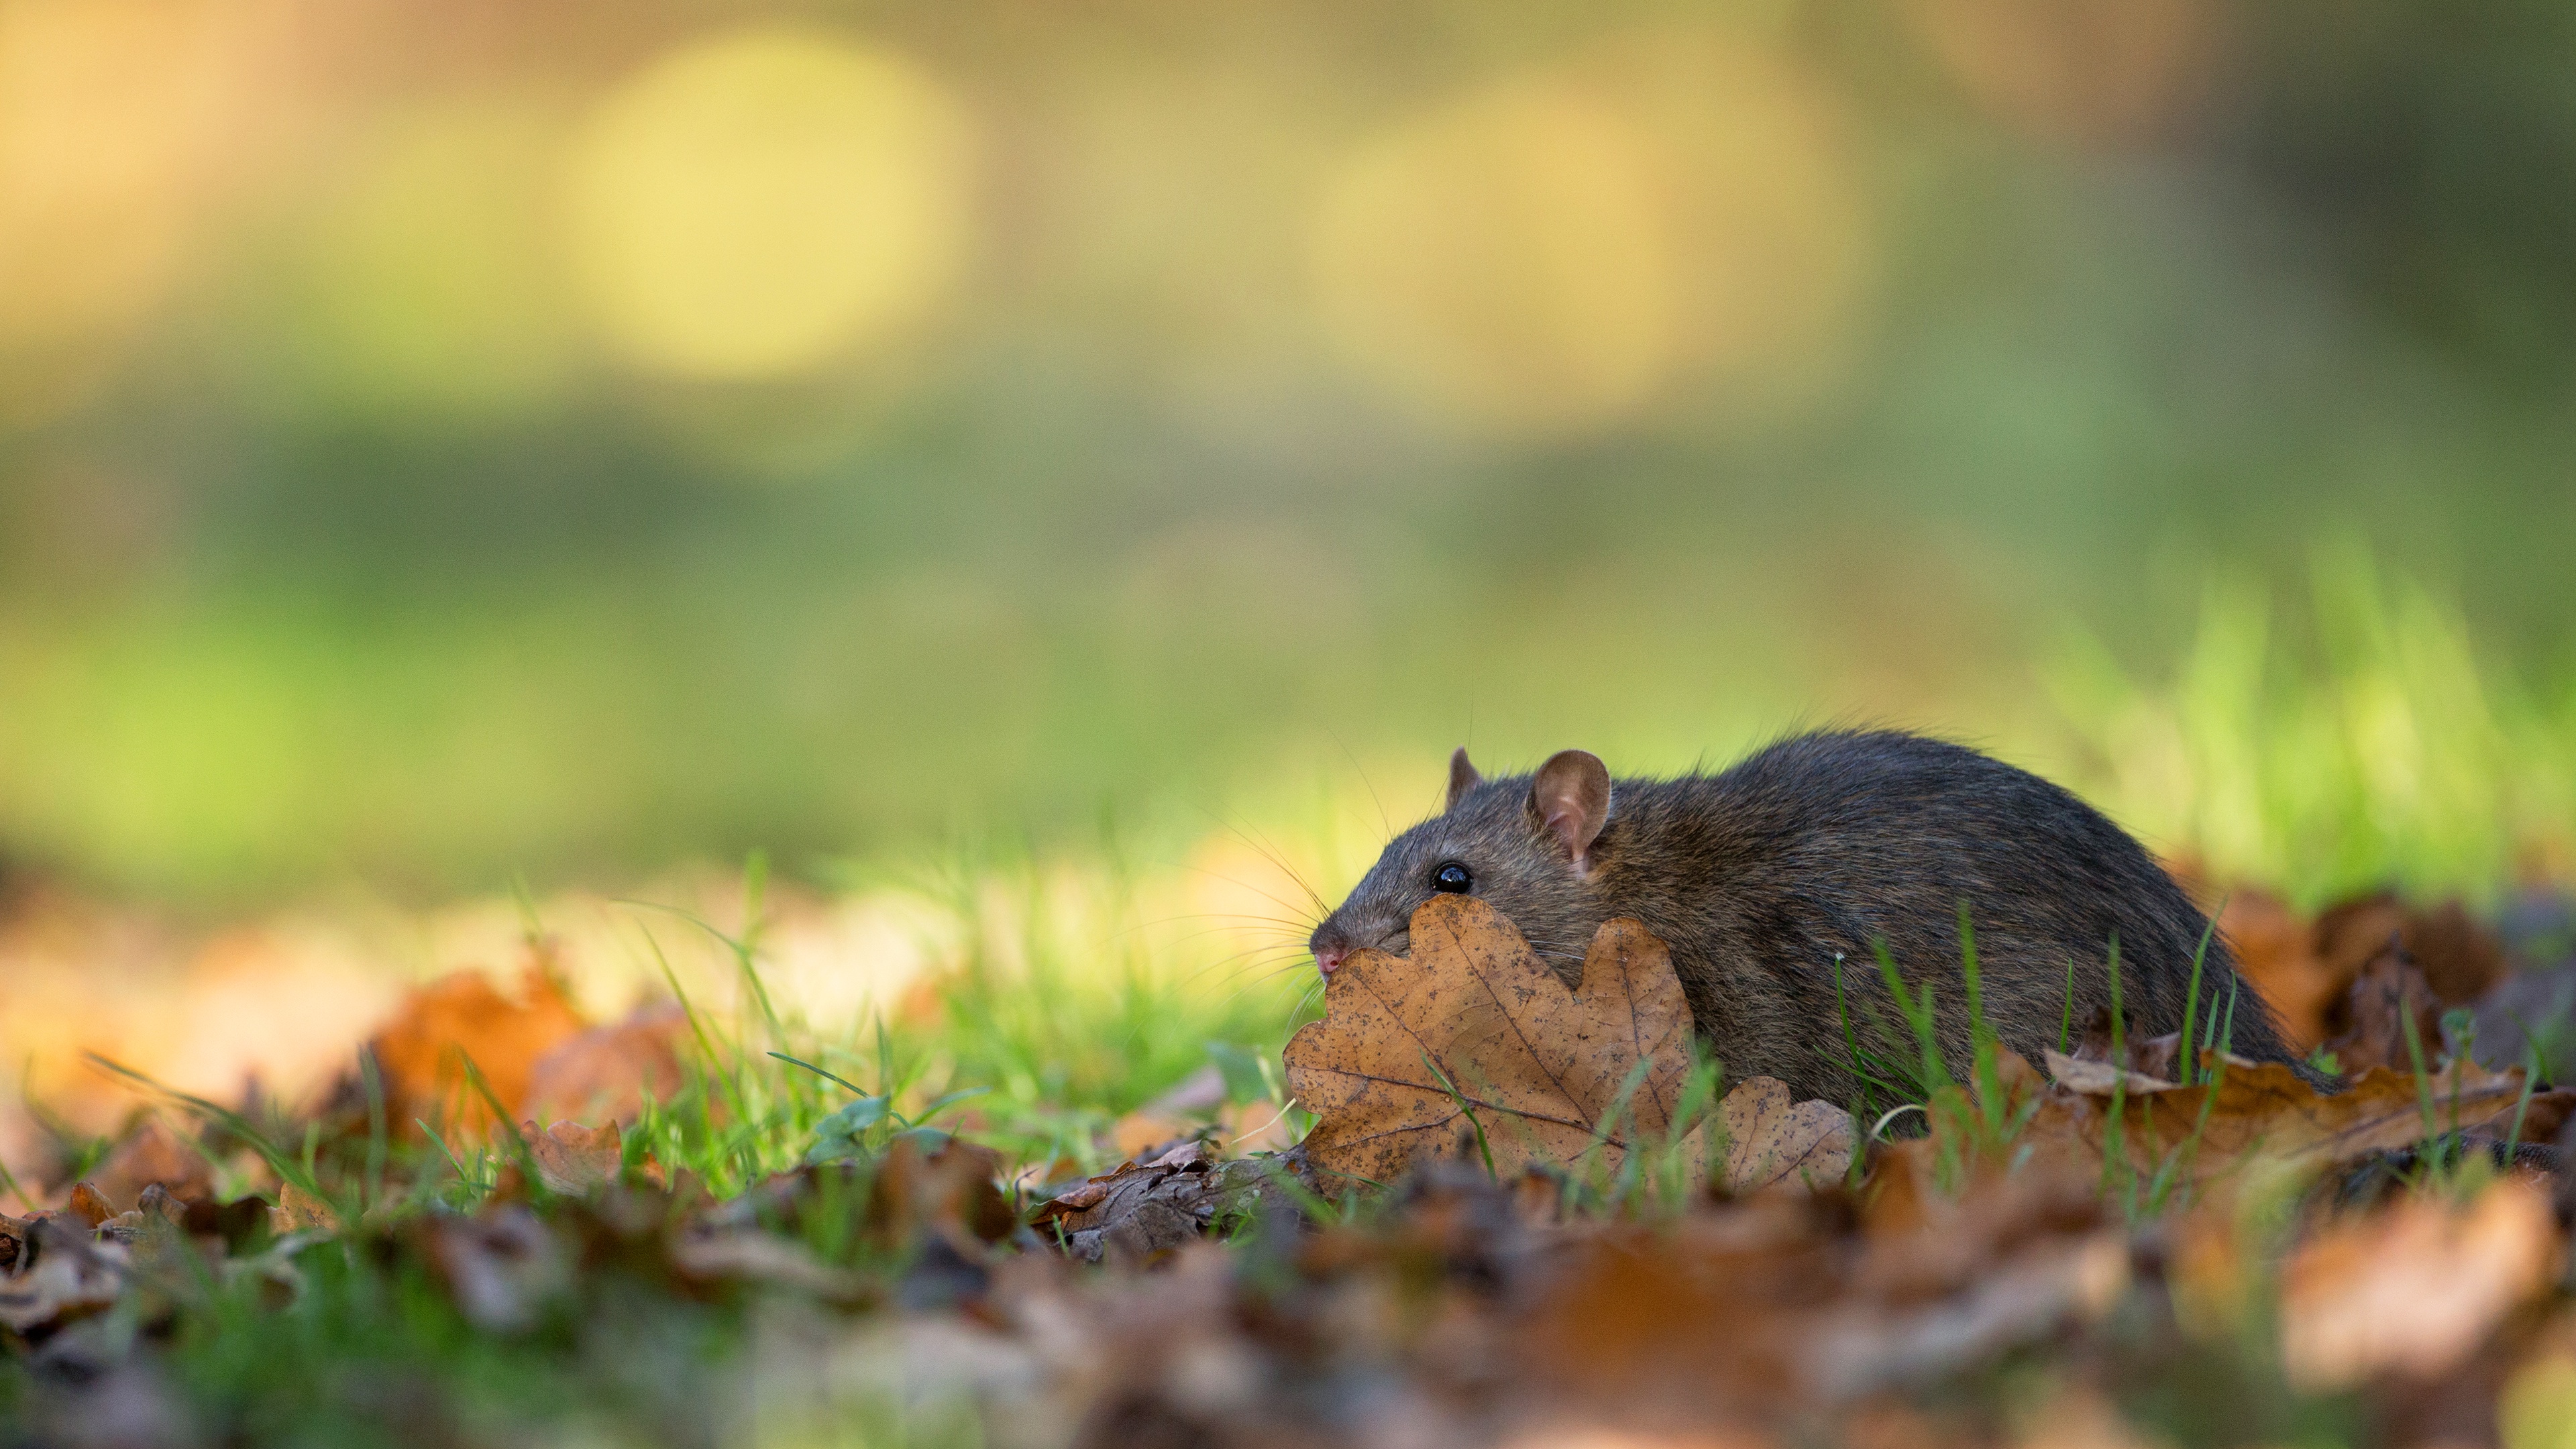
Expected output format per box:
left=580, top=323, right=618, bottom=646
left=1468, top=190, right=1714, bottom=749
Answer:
left=3, top=884, right=2576, bottom=1447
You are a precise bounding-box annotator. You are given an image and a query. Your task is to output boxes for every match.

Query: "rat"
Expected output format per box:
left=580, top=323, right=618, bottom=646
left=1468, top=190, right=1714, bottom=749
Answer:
left=1307, top=730, right=2302, bottom=1108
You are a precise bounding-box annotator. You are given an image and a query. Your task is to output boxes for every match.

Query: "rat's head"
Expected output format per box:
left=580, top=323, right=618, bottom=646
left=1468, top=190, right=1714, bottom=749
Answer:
left=1308, top=747, right=1614, bottom=980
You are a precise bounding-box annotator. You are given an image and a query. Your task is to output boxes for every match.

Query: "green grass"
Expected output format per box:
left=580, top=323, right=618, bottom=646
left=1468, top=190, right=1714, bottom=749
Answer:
left=2047, top=546, right=2576, bottom=907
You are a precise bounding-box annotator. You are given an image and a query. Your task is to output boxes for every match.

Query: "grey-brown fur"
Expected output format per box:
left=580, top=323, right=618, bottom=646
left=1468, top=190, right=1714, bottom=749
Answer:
left=1309, top=730, right=2300, bottom=1108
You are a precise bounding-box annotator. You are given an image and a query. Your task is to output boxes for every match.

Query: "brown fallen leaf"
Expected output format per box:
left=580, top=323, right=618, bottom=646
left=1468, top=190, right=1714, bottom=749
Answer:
left=2280, top=1177, right=2559, bottom=1391
left=370, top=961, right=588, bottom=1138
left=87, top=1118, right=214, bottom=1212
left=0, top=1219, right=127, bottom=1334
left=1511, top=1207, right=1835, bottom=1419
left=1283, top=896, right=1707, bottom=1185
left=2217, top=889, right=2343, bottom=1054
left=2317, top=892, right=2505, bottom=1010
left=65, top=1181, right=113, bottom=1228
left=872, top=1136, right=1016, bottom=1252
left=1719, top=1077, right=1854, bottom=1193
left=2323, top=941, right=2445, bottom=1074
left=96, top=1183, right=188, bottom=1247
left=521, top=1001, right=690, bottom=1126
left=269, top=1181, right=337, bottom=1234
left=1810, top=1232, right=2130, bottom=1401
left=1034, top=1141, right=1292, bottom=1267
left=523, top=1120, right=621, bottom=1196
left=2022, top=1048, right=2537, bottom=1189
left=2215, top=888, right=2508, bottom=1056
left=1855, top=1145, right=2109, bottom=1306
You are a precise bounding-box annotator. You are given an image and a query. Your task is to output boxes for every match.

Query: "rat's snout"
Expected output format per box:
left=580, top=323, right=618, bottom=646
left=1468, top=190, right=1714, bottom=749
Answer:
left=1309, top=922, right=1351, bottom=977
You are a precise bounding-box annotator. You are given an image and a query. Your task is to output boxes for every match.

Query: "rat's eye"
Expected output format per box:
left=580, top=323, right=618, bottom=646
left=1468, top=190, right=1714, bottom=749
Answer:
left=1431, top=861, right=1472, bottom=894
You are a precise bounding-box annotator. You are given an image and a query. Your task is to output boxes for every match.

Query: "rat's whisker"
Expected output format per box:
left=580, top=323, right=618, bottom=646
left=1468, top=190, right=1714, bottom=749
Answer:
left=1323, top=725, right=1393, bottom=842
left=1185, top=943, right=1315, bottom=983
left=1201, top=811, right=1332, bottom=919
left=1188, top=950, right=1321, bottom=994
left=1153, top=918, right=1318, bottom=951
left=1179, top=865, right=1325, bottom=937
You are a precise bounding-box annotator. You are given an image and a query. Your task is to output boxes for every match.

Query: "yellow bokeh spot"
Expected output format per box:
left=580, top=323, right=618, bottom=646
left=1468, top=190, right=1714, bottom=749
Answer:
left=1307, top=32, right=1874, bottom=436
left=1310, top=82, right=1682, bottom=435
left=561, top=25, right=975, bottom=382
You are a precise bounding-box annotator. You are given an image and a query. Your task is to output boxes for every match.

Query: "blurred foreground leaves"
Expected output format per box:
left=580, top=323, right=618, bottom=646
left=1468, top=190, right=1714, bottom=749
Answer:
left=6, top=879, right=2576, bottom=1446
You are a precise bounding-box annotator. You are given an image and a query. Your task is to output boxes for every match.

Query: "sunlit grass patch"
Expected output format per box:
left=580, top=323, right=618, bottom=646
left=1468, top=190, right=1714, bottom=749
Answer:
left=2050, top=547, right=2576, bottom=906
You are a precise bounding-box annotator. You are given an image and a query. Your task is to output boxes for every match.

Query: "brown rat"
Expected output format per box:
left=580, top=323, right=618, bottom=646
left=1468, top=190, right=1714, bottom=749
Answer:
left=1308, top=730, right=2302, bottom=1107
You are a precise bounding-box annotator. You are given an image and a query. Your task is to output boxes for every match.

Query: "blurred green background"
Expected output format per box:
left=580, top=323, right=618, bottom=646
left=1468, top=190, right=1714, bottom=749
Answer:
left=2, top=0, right=2571, bottom=904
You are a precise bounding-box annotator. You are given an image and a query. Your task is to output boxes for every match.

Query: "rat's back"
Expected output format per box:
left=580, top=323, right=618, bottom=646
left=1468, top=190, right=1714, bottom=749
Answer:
left=1600, top=731, right=2297, bottom=1101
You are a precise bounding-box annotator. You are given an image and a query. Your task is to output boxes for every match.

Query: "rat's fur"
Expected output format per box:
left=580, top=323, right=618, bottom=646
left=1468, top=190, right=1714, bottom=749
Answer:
left=1309, top=730, right=2299, bottom=1106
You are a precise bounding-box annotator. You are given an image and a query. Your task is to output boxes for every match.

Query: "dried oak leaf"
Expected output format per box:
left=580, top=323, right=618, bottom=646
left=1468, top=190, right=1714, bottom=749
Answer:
left=2021, top=1048, right=2536, bottom=1187
left=2280, top=1177, right=2559, bottom=1391
left=1720, top=1078, right=1855, bottom=1193
left=1288, top=896, right=1778, bottom=1186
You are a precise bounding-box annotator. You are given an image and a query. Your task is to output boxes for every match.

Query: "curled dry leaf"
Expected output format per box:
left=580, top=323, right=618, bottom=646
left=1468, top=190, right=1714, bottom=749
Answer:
left=523, top=1120, right=623, bottom=1196
left=97, top=1183, right=188, bottom=1248
left=2280, top=1177, right=2560, bottom=1391
left=2217, top=890, right=2342, bottom=1053
left=2316, top=892, right=2505, bottom=1009
left=1032, top=1141, right=1298, bottom=1267
left=269, top=1181, right=337, bottom=1235
left=1283, top=896, right=1706, bottom=1185
left=65, top=1181, right=112, bottom=1228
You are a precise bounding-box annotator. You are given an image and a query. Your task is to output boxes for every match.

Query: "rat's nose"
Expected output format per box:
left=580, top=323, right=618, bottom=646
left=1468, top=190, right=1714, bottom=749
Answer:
left=1310, top=924, right=1351, bottom=977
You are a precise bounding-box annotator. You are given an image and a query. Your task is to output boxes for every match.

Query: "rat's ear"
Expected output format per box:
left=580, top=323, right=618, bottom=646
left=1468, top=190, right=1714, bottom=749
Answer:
left=1529, top=750, right=1611, bottom=871
left=1446, top=747, right=1483, bottom=812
